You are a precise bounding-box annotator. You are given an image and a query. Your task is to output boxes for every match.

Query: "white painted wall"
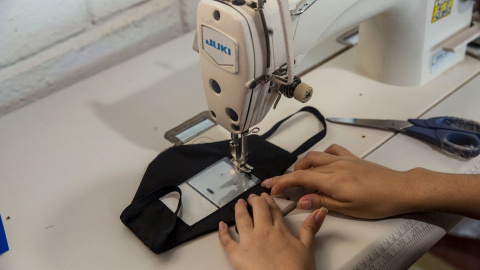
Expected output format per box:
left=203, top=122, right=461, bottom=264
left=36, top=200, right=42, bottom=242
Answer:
left=0, top=0, right=201, bottom=116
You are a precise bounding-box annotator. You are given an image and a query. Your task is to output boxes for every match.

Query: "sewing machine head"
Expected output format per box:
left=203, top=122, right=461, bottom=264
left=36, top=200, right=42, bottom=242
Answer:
left=193, top=0, right=313, bottom=137
left=194, top=0, right=317, bottom=172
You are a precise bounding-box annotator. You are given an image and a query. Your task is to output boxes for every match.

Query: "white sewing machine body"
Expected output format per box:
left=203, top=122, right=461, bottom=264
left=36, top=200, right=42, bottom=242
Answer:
left=196, top=0, right=474, bottom=135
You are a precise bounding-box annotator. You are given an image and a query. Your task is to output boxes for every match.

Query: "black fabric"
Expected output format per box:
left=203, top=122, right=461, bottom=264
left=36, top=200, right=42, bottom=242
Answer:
left=259, top=106, right=327, bottom=156
left=120, top=185, right=182, bottom=253
left=120, top=106, right=327, bottom=254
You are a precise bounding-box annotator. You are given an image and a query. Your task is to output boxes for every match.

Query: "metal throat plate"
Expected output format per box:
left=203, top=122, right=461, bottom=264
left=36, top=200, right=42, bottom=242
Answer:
left=187, top=157, right=260, bottom=208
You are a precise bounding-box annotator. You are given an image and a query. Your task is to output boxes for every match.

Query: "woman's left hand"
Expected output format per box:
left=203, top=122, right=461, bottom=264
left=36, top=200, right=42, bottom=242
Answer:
left=218, top=193, right=328, bottom=270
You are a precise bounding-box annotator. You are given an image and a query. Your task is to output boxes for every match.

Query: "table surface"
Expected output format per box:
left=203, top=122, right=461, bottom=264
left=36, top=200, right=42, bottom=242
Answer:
left=1, top=31, right=480, bottom=270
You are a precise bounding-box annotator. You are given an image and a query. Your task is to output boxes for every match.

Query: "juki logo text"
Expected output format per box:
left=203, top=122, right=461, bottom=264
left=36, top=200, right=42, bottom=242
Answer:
left=206, top=39, right=231, bottom=56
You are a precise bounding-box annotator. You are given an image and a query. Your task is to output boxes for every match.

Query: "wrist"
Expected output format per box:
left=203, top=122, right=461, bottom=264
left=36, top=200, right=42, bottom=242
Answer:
left=392, top=168, right=480, bottom=219
left=404, top=167, right=461, bottom=214
left=401, top=167, right=440, bottom=213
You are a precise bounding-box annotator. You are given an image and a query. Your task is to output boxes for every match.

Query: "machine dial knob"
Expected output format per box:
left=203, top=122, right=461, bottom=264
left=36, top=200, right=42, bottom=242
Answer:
left=293, top=82, right=313, bottom=103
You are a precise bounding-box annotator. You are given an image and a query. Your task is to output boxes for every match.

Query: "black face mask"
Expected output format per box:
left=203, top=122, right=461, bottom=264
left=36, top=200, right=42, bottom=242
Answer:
left=120, top=106, right=327, bottom=254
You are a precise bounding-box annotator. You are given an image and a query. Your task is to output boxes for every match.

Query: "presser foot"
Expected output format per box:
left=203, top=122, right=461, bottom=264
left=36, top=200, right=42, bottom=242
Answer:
left=231, top=159, right=254, bottom=180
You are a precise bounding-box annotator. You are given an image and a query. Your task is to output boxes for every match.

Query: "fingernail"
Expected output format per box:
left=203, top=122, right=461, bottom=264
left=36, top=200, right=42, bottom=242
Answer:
left=262, top=178, right=272, bottom=187
left=260, top=192, right=268, bottom=197
left=219, top=221, right=227, bottom=230
left=237, top=198, right=246, bottom=205
left=315, top=208, right=328, bottom=224
left=297, top=199, right=312, bottom=210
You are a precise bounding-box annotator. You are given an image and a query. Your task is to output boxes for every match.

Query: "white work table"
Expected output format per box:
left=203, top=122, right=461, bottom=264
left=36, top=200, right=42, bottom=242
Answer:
left=1, top=31, right=480, bottom=269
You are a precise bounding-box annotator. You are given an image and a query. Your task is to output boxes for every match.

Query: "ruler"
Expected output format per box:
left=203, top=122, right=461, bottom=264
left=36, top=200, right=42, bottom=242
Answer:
left=345, top=212, right=460, bottom=270
left=345, top=157, right=480, bottom=270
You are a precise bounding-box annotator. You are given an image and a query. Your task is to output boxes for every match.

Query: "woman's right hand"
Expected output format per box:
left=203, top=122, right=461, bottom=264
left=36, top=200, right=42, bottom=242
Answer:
left=262, top=144, right=427, bottom=219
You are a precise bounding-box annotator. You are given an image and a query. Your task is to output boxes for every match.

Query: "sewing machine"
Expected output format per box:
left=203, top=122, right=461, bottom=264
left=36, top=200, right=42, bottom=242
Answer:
left=194, top=0, right=478, bottom=175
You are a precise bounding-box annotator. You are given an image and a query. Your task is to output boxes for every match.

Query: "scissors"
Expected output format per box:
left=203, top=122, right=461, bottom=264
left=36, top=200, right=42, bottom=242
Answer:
left=327, top=116, right=480, bottom=159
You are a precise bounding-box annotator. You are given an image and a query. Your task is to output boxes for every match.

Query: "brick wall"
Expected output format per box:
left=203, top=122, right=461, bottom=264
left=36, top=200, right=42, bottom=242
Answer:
left=0, top=0, right=201, bottom=116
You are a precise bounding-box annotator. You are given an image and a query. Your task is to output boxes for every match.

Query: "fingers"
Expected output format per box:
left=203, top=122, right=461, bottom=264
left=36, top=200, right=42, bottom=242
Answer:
left=262, top=170, right=334, bottom=196
left=218, top=221, right=237, bottom=252
left=297, top=193, right=347, bottom=213
left=235, top=199, right=253, bottom=234
left=294, top=144, right=358, bottom=171
left=248, top=194, right=273, bottom=226
left=262, top=193, right=285, bottom=226
left=294, top=151, right=339, bottom=171
left=297, top=193, right=325, bottom=210
left=324, top=144, right=357, bottom=158
left=298, top=208, right=328, bottom=250
left=235, top=194, right=285, bottom=233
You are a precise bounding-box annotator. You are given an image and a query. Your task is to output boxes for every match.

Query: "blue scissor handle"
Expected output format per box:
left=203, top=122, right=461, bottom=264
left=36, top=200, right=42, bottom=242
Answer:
left=405, top=126, right=480, bottom=158
left=408, top=116, right=480, bottom=135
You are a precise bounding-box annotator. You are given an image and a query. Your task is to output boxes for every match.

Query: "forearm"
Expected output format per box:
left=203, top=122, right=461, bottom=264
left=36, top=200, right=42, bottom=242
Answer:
left=408, top=168, right=480, bottom=220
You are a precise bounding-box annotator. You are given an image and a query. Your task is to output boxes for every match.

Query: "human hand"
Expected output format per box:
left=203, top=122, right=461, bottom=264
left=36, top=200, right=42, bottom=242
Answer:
left=262, top=144, right=425, bottom=219
left=218, top=193, right=328, bottom=270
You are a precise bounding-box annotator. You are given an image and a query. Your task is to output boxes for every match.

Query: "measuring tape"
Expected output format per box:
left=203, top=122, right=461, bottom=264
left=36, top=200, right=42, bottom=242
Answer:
left=347, top=212, right=460, bottom=270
